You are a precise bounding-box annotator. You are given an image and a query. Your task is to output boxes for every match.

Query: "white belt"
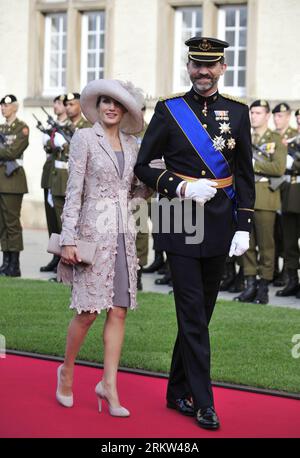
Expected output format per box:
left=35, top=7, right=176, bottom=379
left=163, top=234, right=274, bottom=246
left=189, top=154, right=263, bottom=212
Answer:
left=55, top=160, right=68, bottom=170
left=259, top=177, right=268, bottom=182
left=284, top=175, right=300, bottom=184
left=16, top=159, right=23, bottom=166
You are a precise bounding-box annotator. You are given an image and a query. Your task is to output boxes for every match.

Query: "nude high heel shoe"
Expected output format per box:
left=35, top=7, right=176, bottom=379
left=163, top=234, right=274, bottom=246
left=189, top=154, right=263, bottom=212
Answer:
left=95, top=381, right=130, bottom=417
left=56, top=364, right=74, bottom=408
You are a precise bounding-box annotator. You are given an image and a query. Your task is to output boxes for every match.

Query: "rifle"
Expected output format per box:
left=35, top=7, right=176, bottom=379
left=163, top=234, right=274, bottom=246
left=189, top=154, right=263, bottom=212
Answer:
left=285, top=134, right=300, bottom=158
left=40, top=107, right=74, bottom=144
left=0, top=132, right=21, bottom=176
left=32, top=113, right=51, bottom=135
left=252, top=143, right=287, bottom=192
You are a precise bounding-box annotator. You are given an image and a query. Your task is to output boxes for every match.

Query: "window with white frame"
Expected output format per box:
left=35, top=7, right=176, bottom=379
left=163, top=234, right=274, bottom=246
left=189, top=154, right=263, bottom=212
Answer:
left=173, top=7, right=202, bottom=92
left=43, top=13, right=67, bottom=96
left=218, top=5, right=247, bottom=96
left=81, top=11, right=105, bottom=87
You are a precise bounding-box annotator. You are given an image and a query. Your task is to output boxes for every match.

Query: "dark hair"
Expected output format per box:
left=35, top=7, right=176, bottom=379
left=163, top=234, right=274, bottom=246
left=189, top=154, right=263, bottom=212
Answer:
left=96, top=95, right=102, bottom=108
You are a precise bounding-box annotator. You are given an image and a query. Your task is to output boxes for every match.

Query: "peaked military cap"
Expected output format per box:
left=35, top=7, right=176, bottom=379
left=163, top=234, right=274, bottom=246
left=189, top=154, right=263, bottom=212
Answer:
left=64, top=92, right=80, bottom=105
left=250, top=99, right=270, bottom=112
left=295, top=109, right=300, bottom=117
left=53, top=94, right=67, bottom=103
left=185, top=36, right=229, bottom=63
left=272, top=103, right=291, bottom=114
left=0, top=94, right=17, bottom=105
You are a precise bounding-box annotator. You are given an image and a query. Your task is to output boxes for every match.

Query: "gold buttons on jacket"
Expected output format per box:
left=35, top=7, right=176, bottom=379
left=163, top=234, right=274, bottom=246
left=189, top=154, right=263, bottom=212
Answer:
left=203, top=124, right=207, bottom=129
left=164, top=189, right=168, bottom=194
left=169, top=177, right=174, bottom=181
left=201, top=170, right=206, bottom=176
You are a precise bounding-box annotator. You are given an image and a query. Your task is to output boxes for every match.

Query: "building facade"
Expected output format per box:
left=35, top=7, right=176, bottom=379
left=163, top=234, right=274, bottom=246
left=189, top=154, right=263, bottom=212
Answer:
left=0, top=0, right=299, bottom=227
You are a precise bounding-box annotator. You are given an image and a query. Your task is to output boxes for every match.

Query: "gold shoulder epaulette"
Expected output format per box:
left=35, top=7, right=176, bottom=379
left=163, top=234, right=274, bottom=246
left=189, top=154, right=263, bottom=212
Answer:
left=159, top=92, right=185, bottom=102
left=221, top=93, right=248, bottom=106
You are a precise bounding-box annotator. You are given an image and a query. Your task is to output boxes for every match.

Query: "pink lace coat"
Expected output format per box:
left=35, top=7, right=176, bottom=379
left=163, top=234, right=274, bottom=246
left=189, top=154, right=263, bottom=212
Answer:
left=59, top=122, right=151, bottom=314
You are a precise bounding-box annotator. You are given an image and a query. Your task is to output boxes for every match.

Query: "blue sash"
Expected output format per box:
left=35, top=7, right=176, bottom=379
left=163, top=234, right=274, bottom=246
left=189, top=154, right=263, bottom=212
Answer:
left=165, top=97, right=236, bottom=201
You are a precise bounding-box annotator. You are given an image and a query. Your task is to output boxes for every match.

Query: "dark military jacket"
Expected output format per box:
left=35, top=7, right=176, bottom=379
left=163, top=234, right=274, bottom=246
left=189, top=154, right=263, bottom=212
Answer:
left=253, top=129, right=286, bottom=211
left=0, top=118, right=29, bottom=194
left=279, top=126, right=300, bottom=213
left=50, top=116, right=91, bottom=197
left=134, top=88, right=255, bottom=258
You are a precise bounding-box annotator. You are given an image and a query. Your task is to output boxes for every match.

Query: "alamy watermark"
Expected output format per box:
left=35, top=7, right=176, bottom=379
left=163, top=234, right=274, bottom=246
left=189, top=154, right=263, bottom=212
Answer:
left=95, top=192, right=205, bottom=245
left=291, top=334, right=300, bottom=359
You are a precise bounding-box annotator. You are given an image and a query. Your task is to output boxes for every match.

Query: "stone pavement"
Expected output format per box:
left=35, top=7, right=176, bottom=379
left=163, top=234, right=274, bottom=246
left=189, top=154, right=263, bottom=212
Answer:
left=15, top=229, right=300, bottom=310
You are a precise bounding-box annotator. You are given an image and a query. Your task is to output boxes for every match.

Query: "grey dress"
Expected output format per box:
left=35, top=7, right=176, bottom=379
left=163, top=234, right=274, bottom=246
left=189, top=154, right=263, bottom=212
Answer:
left=113, top=150, right=130, bottom=308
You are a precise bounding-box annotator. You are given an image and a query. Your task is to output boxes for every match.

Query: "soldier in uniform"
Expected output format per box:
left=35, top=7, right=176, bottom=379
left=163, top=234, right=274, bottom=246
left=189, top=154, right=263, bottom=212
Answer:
left=272, top=103, right=298, bottom=286
left=0, top=95, right=29, bottom=277
left=40, top=94, right=68, bottom=272
left=50, top=93, right=91, bottom=236
left=276, top=107, right=300, bottom=297
left=135, top=37, right=255, bottom=430
left=235, top=100, right=286, bottom=304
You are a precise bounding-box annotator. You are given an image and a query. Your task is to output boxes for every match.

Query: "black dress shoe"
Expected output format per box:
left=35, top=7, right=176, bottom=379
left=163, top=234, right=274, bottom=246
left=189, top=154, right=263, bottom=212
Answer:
left=196, top=407, right=220, bottom=430
left=155, top=273, right=172, bottom=285
left=143, top=252, right=165, bottom=273
left=234, top=276, right=257, bottom=302
left=40, top=255, right=60, bottom=272
left=166, top=398, right=195, bottom=416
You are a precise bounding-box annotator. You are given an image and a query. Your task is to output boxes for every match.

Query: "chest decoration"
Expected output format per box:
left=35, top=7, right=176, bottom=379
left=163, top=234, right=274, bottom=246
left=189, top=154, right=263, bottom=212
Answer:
left=227, top=138, right=236, bottom=150
left=214, top=110, right=229, bottom=121
left=260, top=142, right=276, bottom=155
left=219, top=122, right=231, bottom=135
left=212, top=135, right=226, bottom=151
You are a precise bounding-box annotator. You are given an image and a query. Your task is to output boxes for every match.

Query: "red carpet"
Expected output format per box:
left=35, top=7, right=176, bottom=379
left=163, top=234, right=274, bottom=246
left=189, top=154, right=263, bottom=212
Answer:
left=0, top=355, right=299, bottom=438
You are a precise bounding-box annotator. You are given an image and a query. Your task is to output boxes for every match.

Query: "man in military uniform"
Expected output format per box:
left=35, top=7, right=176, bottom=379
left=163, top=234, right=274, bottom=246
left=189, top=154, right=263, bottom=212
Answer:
left=0, top=95, right=29, bottom=277
left=272, top=103, right=298, bottom=286
left=50, top=92, right=91, bottom=236
left=40, top=94, right=68, bottom=272
left=275, top=107, right=300, bottom=297
left=135, top=37, right=255, bottom=430
left=235, top=100, right=286, bottom=304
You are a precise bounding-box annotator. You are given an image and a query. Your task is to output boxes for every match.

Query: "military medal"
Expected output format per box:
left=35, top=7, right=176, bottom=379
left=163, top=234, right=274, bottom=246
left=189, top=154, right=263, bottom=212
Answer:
left=214, top=110, right=229, bottom=121
left=202, top=101, right=208, bottom=117
left=227, top=138, right=236, bottom=150
left=219, top=122, right=231, bottom=135
left=213, top=135, right=226, bottom=151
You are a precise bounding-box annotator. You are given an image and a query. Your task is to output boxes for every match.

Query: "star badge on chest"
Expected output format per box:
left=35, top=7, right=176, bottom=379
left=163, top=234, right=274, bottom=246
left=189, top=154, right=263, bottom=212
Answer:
left=213, top=135, right=226, bottom=151
left=227, top=137, right=236, bottom=150
left=219, top=122, right=231, bottom=135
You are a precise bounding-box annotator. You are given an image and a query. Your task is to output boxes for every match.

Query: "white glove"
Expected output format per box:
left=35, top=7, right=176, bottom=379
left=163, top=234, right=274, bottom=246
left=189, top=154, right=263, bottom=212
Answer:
left=185, top=179, right=217, bottom=205
left=47, top=190, right=54, bottom=208
left=42, top=133, right=50, bottom=146
left=53, top=132, right=67, bottom=148
left=286, top=154, right=294, bottom=170
left=229, top=231, right=250, bottom=257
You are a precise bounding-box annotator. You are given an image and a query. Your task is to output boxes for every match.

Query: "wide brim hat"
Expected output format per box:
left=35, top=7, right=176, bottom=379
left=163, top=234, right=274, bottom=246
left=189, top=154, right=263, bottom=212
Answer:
left=80, top=79, right=144, bottom=134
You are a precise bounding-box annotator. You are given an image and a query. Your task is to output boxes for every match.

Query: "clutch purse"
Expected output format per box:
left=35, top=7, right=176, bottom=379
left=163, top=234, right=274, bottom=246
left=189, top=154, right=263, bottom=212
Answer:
left=47, top=233, right=97, bottom=265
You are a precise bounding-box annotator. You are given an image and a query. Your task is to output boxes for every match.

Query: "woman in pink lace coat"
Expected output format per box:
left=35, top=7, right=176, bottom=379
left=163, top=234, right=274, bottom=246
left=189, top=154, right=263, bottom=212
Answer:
left=55, top=79, right=156, bottom=417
